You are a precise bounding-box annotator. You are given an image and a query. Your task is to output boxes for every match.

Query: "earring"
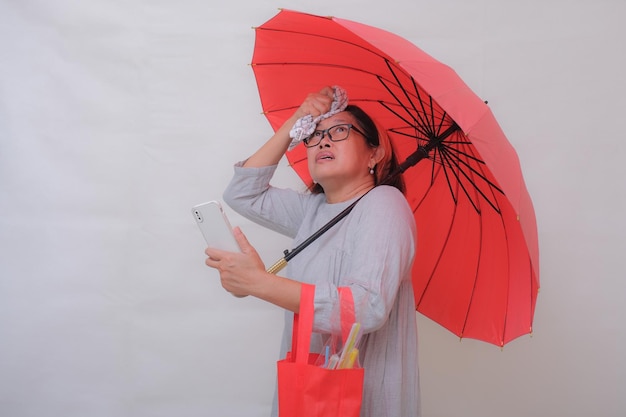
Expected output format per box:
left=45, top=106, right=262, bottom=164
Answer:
left=369, top=166, right=375, bottom=175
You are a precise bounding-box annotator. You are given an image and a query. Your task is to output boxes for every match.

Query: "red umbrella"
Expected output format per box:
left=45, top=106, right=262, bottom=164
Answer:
left=251, top=9, right=539, bottom=347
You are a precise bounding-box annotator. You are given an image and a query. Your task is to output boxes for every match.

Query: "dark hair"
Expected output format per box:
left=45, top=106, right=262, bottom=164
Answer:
left=309, top=104, right=406, bottom=194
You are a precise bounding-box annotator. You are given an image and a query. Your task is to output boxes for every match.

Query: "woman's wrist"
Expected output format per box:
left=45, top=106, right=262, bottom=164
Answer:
left=252, top=272, right=301, bottom=313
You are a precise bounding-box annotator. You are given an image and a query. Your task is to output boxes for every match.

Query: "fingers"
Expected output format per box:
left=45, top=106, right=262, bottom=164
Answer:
left=205, top=246, right=223, bottom=260
left=232, top=226, right=249, bottom=252
left=203, top=227, right=264, bottom=299
left=205, top=247, right=232, bottom=270
left=204, top=248, right=221, bottom=268
left=204, top=227, right=252, bottom=266
left=318, top=85, right=335, bottom=98
left=310, top=88, right=334, bottom=115
left=203, top=244, right=252, bottom=298
left=297, top=86, right=335, bottom=118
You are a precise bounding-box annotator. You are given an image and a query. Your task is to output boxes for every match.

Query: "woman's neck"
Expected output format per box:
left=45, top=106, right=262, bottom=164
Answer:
left=323, top=180, right=375, bottom=204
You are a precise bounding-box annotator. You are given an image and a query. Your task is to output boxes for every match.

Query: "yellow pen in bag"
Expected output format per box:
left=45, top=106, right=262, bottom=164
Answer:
left=338, top=348, right=359, bottom=369
left=337, top=323, right=361, bottom=369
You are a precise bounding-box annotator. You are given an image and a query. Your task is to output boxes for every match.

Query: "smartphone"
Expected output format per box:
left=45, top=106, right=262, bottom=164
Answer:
left=191, top=200, right=240, bottom=252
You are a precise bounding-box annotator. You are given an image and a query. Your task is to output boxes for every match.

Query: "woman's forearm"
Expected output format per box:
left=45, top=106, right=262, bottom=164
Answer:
left=251, top=272, right=302, bottom=313
left=243, top=114, right=299, bottom=168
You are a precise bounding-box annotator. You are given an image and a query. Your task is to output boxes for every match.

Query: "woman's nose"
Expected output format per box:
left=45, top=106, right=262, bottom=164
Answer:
left=318, top=134, right=331, bottom=148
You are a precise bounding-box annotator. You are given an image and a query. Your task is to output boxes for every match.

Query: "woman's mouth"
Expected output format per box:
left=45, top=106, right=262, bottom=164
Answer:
left=316, top=151, right=335, bottom=162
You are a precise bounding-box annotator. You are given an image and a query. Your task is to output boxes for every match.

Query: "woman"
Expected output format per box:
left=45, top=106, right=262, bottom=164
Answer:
left=205, top=87, right=420, bottom=417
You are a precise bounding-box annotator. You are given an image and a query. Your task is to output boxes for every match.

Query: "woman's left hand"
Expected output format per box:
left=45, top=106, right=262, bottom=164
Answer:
left=205, top=227, right=266, bottom=297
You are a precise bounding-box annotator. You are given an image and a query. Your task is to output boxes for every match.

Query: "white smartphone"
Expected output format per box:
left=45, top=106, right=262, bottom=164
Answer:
left=191, top=200, right=240, bottom=252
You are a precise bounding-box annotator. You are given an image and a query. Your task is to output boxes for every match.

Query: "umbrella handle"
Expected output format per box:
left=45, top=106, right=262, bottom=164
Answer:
left=266, top=257, right=288, bottom=274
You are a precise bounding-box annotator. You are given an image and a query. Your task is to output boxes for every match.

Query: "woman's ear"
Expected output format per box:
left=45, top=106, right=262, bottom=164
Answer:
left=371, top=146, right=385, bottom=166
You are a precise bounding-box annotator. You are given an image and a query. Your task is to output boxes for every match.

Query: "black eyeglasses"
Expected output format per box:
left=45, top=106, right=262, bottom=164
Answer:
left=302, top=123, right=367, bottom=148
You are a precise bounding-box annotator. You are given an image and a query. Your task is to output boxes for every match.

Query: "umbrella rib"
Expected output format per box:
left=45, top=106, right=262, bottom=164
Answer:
left=459, top=201, right=484, bottom=342
left=439, top=147, right=481, bottom=213
left=410, top=153, right=443, bottom=214
left=434, top=111, right=450, bottom=138
left=494, top=193, right=520, bottom=346
left=443, top=142, right=487, bottom=163
left=406, top=143, right=487, bottom=341
left=429, top=96, right=437, bottom=136
left=438, top=148, right=460, bottom=206
left=430, top=146, right=438, bottom=186
left=254, top=27, right=409, bottom=73
left=255, top=61, right=419, bottom=101
left=376, top=77, right=433, bottom=137
left=378, top=99, right=432, bottom=139
left=409, top=75, right=439, bottom=135
left=287, top=155, right=308, bottom=167
left=357, top=97, right=446, bottom=128
left=438, top=139, right=504, bottom=212
left=382, top=60, right=435, bottom=135
left=437, top=145, right=485, bottom=340
left=449, top=144, right=505, bottom=212
left=412, top=164, right=453, bottom=307
left=414, top=165, right=464, bottom=315
left=449, top=148, right=506, bottom=197
left=443, top=146, right=497, bottom=214
left=388, top=129, right=428, bottom=142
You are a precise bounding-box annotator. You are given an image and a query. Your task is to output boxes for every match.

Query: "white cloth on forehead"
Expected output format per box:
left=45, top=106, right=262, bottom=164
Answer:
left=288, top=86, right=349, bottom=151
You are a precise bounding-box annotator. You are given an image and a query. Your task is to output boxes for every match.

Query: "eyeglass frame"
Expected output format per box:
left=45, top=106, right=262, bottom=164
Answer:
left=302, top=123, right=368, bottom=148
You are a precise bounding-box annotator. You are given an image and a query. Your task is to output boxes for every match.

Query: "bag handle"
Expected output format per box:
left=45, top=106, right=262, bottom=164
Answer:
left=338, top=287, right=356, bottom=342
left=291, top=284, right=356, bottom=364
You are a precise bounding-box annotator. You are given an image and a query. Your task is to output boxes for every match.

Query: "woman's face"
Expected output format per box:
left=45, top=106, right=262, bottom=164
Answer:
left=306, top=111, right=376, bottom=191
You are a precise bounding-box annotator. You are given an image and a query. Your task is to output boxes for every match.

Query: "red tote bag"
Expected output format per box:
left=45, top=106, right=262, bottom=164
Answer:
left=277, top=284, right=364, bottom=417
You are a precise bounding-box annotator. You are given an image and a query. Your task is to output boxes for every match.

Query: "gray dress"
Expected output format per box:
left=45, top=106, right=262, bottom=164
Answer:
left=223, top=163, right=421, bottom=417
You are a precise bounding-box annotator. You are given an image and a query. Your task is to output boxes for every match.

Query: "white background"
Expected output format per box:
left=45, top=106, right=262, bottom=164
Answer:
left=1, top=0, right=625, bottom=416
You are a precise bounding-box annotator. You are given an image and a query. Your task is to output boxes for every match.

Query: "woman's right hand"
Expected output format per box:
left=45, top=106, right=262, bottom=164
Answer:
left=204, top=227, right=267, bottom=298
left=292, top=86, right=335, bottom=120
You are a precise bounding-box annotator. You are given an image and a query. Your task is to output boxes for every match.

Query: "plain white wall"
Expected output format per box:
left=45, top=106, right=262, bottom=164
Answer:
left=1, top=0, right=625, bottom=416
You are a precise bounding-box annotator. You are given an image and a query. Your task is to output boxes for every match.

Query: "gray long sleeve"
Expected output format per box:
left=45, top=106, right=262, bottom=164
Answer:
left=223, top=162, right=421, bottom=417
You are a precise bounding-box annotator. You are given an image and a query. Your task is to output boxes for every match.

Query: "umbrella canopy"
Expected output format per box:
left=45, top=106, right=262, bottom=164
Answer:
left=251, top=9, right=539, bottom=347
